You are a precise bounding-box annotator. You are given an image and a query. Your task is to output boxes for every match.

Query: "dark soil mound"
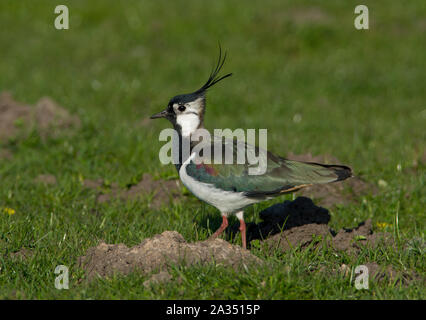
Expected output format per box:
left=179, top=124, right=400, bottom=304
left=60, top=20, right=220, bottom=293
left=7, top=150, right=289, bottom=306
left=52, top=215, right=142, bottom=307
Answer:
left=10, top=248, right=34, bottom=260
left=0, top=92, right=80, bottom=142
left=83, top=173, right=182, bottom=209
left=34, top=174, right=57, bottom=185
left=0, top=148, right=13, bottom=160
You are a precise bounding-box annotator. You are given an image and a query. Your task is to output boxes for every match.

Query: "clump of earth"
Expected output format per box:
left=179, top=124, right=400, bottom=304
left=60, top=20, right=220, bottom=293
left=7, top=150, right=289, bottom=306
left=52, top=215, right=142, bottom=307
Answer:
left=0, top=91, right=80, bottom=142
left=82, top=173, right=183, bottom=209
left=0, top=148, right=13, bottom=160
left=34, top=174, right=57, bottom=185
left=403, top=150, right=426, bottom=175
left=78, top=231, right=262, bottom=281
left=10, top=248, right=34, bottom=260
left=318, top=262, right=419, bottom=285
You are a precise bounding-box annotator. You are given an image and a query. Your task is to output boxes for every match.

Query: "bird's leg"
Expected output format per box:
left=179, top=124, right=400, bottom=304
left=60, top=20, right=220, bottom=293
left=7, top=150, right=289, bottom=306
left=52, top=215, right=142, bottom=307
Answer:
left=210, top=214, right=228, bottom=239
left=239, top=220, right=247, bottom=249
left=236, top=211, right=247, bottom=249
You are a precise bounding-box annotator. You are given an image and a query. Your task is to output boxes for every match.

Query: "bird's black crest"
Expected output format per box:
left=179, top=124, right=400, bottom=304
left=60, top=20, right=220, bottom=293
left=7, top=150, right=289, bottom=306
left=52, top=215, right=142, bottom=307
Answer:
left=167, top=45, right=232, bottom=107
left=194, top=45, right=232, bottom=95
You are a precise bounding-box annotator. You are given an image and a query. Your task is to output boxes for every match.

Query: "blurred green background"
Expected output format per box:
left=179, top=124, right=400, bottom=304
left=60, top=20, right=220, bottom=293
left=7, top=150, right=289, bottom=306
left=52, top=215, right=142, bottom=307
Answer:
left=0, top=0, right=424, bottom=299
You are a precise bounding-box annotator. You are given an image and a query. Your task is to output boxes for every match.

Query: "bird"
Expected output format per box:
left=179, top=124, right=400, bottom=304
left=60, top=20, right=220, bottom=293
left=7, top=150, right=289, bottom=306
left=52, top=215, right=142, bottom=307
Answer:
left=151, top=48, right=352, bottom=249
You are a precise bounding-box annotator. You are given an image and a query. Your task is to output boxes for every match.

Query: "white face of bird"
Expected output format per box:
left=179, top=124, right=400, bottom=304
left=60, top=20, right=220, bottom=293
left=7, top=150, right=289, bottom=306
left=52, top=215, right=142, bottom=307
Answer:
left=174, top=97, right=205, bottom=136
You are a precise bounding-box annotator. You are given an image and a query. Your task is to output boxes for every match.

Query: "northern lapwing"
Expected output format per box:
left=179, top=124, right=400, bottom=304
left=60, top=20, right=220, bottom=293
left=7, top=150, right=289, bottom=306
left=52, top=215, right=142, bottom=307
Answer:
left=151, top=49, right=352, bottom=249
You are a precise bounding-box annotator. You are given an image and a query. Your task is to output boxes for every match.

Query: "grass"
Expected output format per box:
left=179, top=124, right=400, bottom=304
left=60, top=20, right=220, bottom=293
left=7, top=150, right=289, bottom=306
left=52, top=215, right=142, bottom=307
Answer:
left=0, top=0, right=424, bottom=299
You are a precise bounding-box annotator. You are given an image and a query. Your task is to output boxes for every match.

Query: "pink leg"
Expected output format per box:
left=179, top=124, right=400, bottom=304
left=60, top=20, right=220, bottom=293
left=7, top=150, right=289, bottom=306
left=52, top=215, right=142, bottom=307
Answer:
left=210, top=215, right=228, bottom=239
left=239, top=219, right=247, bottom=249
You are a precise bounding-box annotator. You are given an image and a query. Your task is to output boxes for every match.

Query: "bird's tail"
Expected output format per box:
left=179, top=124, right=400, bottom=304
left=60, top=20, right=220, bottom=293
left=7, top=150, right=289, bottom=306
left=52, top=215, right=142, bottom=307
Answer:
left=243, top=159, right=353, bottom=198
left=283, top=160, right=353, bottom=186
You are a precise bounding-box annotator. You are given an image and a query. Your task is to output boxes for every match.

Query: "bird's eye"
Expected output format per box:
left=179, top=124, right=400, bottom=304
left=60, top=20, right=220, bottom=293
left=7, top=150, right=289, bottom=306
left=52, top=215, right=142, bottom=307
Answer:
left=178, top=105, right=186, bottom=112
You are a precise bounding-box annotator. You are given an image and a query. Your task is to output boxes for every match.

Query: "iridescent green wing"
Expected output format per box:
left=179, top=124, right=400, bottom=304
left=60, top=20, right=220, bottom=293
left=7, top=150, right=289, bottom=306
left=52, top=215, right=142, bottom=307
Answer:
left=185, top=138, right=351, bottom=197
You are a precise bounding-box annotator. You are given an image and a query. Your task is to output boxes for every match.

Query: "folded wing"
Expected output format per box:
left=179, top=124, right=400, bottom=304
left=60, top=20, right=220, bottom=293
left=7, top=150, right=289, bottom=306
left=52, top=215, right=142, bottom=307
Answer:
left=185, top=137, right=352, bottom=199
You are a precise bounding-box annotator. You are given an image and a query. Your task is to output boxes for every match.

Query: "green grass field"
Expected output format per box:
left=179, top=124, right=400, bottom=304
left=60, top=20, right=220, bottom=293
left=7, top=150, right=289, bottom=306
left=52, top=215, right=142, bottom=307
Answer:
left=0, top=0, right=424, bottom=299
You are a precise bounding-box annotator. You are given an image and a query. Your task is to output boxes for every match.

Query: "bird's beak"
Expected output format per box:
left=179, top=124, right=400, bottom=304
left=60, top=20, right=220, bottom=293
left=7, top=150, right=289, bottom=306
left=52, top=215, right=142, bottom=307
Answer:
left=150, top=109, right=168, bottom=119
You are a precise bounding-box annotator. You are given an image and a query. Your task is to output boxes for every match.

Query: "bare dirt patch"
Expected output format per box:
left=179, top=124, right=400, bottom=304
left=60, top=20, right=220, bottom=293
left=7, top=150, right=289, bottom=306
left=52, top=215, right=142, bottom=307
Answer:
left=403, top=150, right=426, bottom=175
left=290, top=7, right=331, bottom=25
left=361, top=262, right=408, bottom=284
left=143, top=271, right=173, bottom=288
left=83, top=173, right=183, bottom=209
left=10, top=248, right=34, bottom=260
left=331, top=219, right=394, bottom=253
left=286, top=153, right=377, bottom=207
left=322, top=262, right=421, bottom=286
left=82, top=178, right=109, bottom=190
left=34, top=174, right=57, bottom=185
left=0, top=91, right=80, bottom=142
left=263, top=223, right=330, bottom=253
left=0, top=148, right=13, bottom=160
left=78, top=231, right=262, bottom=281
left=138, top=117, right=152, bottom=128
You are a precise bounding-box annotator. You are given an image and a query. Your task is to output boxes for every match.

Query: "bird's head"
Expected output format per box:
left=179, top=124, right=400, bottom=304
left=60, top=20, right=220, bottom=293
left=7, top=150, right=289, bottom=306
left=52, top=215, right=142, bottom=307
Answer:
left=151, top=47, right=232, bottom=137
